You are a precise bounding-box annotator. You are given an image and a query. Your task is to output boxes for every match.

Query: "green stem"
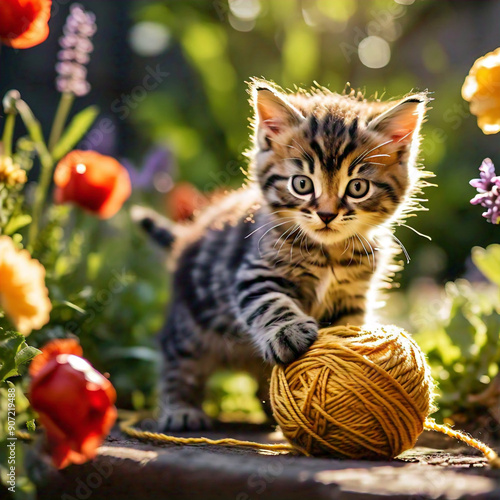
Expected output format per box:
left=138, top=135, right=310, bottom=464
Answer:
left=15, top=100, right=54, bottom=251
left=1, top=112, right=15, bottom=157
left=48, top=92, right=74, bottom=153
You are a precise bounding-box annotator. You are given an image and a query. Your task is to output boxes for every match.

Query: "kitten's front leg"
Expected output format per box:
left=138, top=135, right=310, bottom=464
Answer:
left=236, top=278, right=317, bottom=364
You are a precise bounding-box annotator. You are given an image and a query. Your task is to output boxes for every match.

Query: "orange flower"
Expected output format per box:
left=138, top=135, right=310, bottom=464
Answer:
left=54, top=150, right=132, bottom=219
left=0, top=0, right=51, bottom=49
left=0, top=236, right=51, bottom=335
left=167, top=182, right=208, bottom=221
left=462, top=47, right=500, bottom=135
left=29, top=339, right=117, bottom=469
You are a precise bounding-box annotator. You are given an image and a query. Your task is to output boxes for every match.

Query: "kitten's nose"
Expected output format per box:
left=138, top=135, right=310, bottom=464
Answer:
left=317, top=212, right=337, bottom=225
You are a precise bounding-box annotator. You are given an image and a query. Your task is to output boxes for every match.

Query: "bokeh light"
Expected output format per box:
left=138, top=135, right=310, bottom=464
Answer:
left=229, top=0, right=261, bottom=21
left=129, top=21, right=170, bottom=57
left=229, top=14, right=256, bottom=32
left=358, top=36, right=391, bottom=69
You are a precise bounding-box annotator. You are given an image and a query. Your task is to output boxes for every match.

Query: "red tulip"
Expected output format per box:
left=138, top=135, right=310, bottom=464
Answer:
left=0, top=0, right=51, bottom=49
left=29, top=339, right=117, bottom=469
left=54, top=150, right=132, bottom=219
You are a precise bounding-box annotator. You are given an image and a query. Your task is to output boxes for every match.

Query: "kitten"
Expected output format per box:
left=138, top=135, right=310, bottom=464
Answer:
left=134, top=79, right=430, bottom=431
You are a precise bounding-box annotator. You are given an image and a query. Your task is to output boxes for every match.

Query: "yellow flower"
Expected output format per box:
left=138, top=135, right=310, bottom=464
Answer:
left=0, top=156, right=27, bottom=186
left=0, top=236, right=51, bottom=335
left=462, top=47, right=500, bottom=134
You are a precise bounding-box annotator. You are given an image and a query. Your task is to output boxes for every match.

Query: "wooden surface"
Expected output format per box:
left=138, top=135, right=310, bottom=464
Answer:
left=34, top=424, right=500, bottom=500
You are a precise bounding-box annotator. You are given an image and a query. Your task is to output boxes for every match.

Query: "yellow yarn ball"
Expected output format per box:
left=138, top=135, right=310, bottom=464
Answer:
left=270, top=324, right=436, bottom=459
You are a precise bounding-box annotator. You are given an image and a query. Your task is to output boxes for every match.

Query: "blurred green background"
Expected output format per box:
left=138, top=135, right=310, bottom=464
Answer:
left=2, top=0, right=500, bottom=424
left=2, top=0, right=500, bottom=282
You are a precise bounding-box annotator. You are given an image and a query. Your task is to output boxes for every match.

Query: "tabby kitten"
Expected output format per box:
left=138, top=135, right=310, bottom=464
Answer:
left=134, top=79, right=429, bottom=431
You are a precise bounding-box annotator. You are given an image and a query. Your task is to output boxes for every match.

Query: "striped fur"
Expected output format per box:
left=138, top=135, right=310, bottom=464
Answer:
left=137, top=79, right=431, bottom=431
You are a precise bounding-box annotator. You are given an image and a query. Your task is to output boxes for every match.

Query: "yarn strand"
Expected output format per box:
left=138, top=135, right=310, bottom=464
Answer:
left=120, top=424, right=293, bottom=453
left=424, top=418, right=500, bottom=468
left=121, top=421, right=500, bottom=468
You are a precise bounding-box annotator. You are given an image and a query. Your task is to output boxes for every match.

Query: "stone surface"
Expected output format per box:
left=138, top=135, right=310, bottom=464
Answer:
left=36, top=423, right=500, bottom=500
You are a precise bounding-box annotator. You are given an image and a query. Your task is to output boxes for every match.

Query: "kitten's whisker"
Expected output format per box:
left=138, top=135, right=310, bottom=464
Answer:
left=298, top=232, right=307, bottom=261
left=396, top=130, right=413, bottom=143
left=398, top=222, right=432, bottom=241
left=274, top=225, right=299, bottom=260
left=291, top=138, right=314, bottom=164
left=266, top=210, right=296, bottom=216
left=257, top=220, right=294, bottom=256
left=348, top=237, right=355, bottom=266
left=291, top=138, right=307, bottom=155
left=304, top=234, right=312, bottom=256
left=272, top=224, right=300, bottom=267
left=349, top=139, right=393, bottom=170
left=300, top=213, right=314, bottom=220
left=292, top=233, right=310, bottom=271
left=247, top=217, right=295, bottom=239
left=285, top=146, right=303, bottom=158
left=279, top=225, right=300, bottom=256
left=264, top=209, right=299, bottom=220
left=268, top=137, right=301, bottom=155
left=290, top=228, right=303, bottom=262
left=391, top=233, right=411, bottom=263
left=355, top=233, right=369, bottom=267
left=358, top=221, right=411, bottom=263
left=341, top=237, right=352, bottom=256
left=268, top=137, right=309, bottom=161
left=268, top=136, right=291, bottom=148
left=359, top=233, right=376, bottom=271
left=274, top=223, right=298, bottom=250
left=364, top=154, right=391, bottom=160
left=281, top=157, right=303, bottom=162
left=296, top=233, right=303, bottom=262
left=342, top=238, right=349, bottom=254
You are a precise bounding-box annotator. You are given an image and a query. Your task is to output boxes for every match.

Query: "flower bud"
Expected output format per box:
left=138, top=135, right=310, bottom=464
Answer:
left=2, top=90, right=21, bottom=114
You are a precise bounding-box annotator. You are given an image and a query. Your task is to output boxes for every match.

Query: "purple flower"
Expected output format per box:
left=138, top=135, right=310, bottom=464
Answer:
left=121, top=146, right=175, bottom=193
left=470, top=158, right=500, bottom=224
left=56, top=4, right=97, bottom=97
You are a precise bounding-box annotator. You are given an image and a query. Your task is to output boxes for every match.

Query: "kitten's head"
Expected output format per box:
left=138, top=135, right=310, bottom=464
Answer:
left=249, top=79, right=429, bottom=245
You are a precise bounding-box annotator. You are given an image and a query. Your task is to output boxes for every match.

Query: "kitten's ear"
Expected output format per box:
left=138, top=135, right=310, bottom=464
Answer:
left=253, top=84, right=304, bottom=137
left=368, top=94, right=427, bottom=145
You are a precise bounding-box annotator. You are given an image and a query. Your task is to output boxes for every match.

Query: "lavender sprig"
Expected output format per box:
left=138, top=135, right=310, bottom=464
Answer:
left=470, top=158, right=500, bottom=224
left=56, top=4, right=97, bottom=97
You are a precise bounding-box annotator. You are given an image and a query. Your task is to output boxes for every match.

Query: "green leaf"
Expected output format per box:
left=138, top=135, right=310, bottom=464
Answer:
left=51, top=299, right=86, bottom=315
left=0, top=330, right=40, bottom=382
left=51, top=105, right=100, bottom=161
left=445, top=306, right=476, bottom=361
left=472, top=244, right=500, bottom=287
left=16, top=345, right=40, bottom=367
left=60, top=300, right=86, bottom=315
left=3, top=214, right=32, bottom=235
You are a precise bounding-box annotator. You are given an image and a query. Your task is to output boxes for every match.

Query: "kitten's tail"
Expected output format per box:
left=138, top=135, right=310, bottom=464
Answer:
left=131, top=205, right=177, bottom=250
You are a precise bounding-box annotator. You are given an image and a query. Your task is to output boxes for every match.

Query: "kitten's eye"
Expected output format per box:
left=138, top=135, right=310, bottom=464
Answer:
left=346, top=179, right=370, bottom=199
left=291, top=175, right=314, bottom=196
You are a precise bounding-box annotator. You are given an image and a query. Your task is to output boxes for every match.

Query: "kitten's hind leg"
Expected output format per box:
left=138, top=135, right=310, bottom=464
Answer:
left=157, top=311, right=212, bottom=432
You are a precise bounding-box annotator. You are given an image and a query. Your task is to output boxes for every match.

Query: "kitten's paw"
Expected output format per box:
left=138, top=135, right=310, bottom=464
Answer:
left=264, top=319, right=317, bottom=364
left=158, top=406, right=212, bottom=432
